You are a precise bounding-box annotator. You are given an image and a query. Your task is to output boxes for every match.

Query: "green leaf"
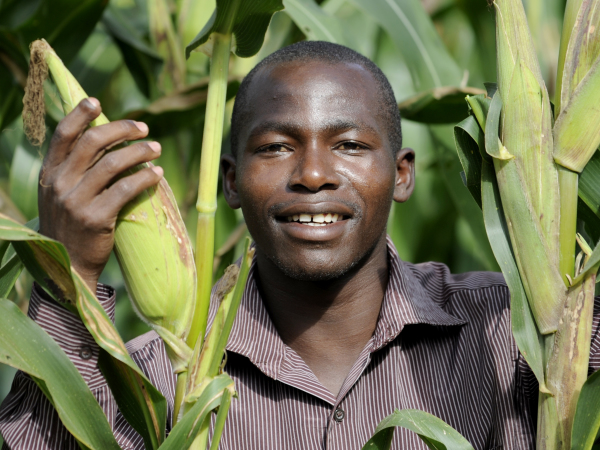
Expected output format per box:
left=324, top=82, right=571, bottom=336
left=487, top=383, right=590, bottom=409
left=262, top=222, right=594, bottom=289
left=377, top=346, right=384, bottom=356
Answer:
left=0, top=213, right=167, bottom=448
left=348, top=0, right=462, bottom=90
left=578, top=199, right=600, bottom=248
left=362, top=409, right=475, bottom=450
left=0, top=245, right=23, bottom=298
left=557, top=0, right=600, bottom=116
left=484, top=82, right=498, bottom=98
left=102, top=5, right=163, bottom=99
left=572, top=237, right=600, bottom=286
left=159, top=374, right=235, bottom=450
left=0, top=54, right=25, bottom=133
left=579, top=150, right=600, bottom=219
left=430, top=126, right=498, bottom=272
left=208, top=388, right=233, bottom=450
left=178, top=0, right=216, bottom=51
left=208, top=238, right=253, bottom=376
left=572, top=370, right=600, bottom=450
left=399, top=86, right=486, bottom=124
left=13, top=0, right=107, bottom=64
left=0, top=0, right=41, bottom=29
left=484, top=92, right=513, bottom=161
left=480, top=162, right=547, bottom=391
left=185, top=0, right=284, bottom=58
left=454, top=115, right=483, bottom=208
left=68, top=26, right=123, bottom=98
left=554, top=55, right=600, bottom=173
left=283, top=0, right=346, bottom=44
left=0, top=298, right=121, bottom=449
left=0, top=0, right=106, bottom=131
left=9, top=145, right=42, bottom=221
left=555, top=0, right=584, bottom=115
left=465, top=94, right=491, bottom=133
left=98, top=350, right=166, bottom=450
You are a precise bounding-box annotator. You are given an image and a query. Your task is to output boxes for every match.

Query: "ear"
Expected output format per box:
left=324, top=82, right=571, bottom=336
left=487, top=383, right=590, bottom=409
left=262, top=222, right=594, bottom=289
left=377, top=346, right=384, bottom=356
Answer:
left=392, top=148, right=415, bottom=203
left=221, top=154, right=241, bottom=209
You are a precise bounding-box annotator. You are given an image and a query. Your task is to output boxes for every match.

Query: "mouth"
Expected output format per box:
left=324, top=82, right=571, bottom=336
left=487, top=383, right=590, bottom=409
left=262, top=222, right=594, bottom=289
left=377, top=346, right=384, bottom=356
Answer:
left=270, top=202, right=357, bottom=242
left=279, top=213, right=349, bottom=226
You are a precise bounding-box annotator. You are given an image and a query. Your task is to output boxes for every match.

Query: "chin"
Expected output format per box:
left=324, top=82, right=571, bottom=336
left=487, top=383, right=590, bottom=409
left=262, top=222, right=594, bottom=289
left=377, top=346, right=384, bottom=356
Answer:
left=266, top=252, right=362, bottom=282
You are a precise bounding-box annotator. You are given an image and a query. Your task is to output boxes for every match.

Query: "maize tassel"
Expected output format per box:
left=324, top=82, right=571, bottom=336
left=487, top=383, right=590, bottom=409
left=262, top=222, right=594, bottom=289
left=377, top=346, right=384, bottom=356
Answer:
left=23, top=39, right=196, bottom=372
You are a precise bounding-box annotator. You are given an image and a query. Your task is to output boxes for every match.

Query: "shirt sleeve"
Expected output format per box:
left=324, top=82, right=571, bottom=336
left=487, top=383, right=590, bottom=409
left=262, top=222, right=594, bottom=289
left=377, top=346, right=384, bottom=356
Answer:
left=0, top=283, right=121, bottom=449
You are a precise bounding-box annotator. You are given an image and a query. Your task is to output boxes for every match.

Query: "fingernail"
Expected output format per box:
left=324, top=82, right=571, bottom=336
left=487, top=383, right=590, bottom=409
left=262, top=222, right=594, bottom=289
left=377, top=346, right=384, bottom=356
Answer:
left=148, top=141, right=161, bottom=152
left=86, top=97, right=100, bottom=108
left=152, top=166, right=164, bottom=177
left=135, top=121, right=149, bottom=133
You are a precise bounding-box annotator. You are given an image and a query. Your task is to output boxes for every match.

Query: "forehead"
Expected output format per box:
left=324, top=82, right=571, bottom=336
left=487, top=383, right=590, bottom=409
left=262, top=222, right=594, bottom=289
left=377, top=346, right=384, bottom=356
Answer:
left=240, top=60, right=384, bottom=133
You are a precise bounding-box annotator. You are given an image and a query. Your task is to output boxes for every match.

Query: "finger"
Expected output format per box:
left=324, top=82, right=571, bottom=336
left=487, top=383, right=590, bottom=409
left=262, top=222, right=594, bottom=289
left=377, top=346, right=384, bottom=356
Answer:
left=65, top=120, right=149, bottom=174
left=96, top=165, right=164, bottom=218
left=82, top=141, right=162, bottom=195
left=45, top=98, right=102, bottom=167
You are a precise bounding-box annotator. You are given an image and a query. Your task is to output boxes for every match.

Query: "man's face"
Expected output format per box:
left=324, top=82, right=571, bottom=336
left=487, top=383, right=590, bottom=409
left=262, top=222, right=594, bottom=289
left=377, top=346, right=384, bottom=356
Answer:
left=223, top=60, right=414, bottom=281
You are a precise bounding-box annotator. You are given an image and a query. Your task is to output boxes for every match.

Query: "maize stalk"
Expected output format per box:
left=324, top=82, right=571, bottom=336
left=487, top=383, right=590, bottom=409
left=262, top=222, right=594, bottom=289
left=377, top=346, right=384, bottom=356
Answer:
left=186, top=30, right=233, bottom=352
left=23, top=39, right=196, bottom=373
left=488, top=0, right=600, bottom=447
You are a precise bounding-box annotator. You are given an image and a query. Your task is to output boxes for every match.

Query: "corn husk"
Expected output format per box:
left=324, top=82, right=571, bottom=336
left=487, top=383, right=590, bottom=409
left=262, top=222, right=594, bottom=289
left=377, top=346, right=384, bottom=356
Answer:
left=23, top=39, right=196, bottom=371
left=553, top=0, right=600, bottom=172
left=492, top=0, right=565, bottom=334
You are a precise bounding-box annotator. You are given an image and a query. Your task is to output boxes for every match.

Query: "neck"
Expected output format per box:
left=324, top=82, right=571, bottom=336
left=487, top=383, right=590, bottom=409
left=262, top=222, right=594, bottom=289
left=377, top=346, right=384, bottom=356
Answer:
left=255, top=236, right=389, bottom=396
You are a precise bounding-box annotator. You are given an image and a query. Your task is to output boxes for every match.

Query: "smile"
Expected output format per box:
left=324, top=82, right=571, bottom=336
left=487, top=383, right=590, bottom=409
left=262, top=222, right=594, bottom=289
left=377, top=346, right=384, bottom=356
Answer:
left=285, top=213, right=343, bottom=226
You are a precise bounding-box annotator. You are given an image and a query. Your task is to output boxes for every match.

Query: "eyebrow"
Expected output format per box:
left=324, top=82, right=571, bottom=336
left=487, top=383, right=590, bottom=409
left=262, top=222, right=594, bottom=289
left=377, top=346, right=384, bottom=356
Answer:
left=248, top=119, right=378, bottom=139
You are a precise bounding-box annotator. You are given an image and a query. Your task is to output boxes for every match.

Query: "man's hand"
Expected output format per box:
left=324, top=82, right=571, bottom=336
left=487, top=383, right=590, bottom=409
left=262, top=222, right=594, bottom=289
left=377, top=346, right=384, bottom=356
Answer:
left=38, top=98, right=163, bottom=290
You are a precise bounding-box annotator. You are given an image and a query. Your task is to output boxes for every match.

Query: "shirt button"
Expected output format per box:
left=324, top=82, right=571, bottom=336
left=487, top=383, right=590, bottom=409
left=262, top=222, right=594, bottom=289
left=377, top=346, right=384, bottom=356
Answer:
left=334, top=407, right=345, bottom=422
left=79, top=346, right=93, bottom=360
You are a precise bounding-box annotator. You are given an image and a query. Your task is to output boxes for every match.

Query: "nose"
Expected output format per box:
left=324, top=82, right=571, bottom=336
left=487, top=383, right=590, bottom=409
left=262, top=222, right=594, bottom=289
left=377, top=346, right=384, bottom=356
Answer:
left=288, top=144, right=339, bottom=192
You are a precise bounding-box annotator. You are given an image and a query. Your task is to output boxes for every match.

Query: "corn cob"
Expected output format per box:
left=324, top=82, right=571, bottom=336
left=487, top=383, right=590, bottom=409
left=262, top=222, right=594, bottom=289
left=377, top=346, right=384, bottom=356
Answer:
left=23, top=39, right=196, bottom=371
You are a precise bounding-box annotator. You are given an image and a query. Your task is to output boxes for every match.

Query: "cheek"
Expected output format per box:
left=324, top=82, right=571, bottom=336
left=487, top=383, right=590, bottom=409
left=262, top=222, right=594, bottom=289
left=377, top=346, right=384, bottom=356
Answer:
left=236, top=161, right=283, bottom=222
left=339, top=157, right=396, bottom=217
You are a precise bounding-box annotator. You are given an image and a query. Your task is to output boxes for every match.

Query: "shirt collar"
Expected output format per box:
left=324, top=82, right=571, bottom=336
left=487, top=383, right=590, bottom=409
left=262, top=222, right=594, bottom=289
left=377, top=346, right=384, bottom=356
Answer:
left=370, top=237, right=466, bottom=352
left=217, top=236, right=466, bottom=379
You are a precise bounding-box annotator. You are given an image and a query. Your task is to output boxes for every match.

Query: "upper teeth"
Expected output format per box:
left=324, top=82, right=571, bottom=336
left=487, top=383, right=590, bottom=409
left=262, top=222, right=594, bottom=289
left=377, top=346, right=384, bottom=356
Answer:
left=287, top=213, right=340, bottom=225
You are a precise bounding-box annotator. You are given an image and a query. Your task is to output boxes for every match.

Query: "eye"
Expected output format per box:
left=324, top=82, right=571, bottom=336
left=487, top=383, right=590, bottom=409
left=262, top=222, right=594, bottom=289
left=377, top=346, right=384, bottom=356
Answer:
left=336, top=141, right=366, bottom=152
left=257, top=143, right=292, bottom=153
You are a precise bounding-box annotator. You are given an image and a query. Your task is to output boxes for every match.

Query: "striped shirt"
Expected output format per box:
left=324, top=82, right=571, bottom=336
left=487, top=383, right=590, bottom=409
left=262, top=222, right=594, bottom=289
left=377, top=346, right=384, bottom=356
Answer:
left=1, top=238, right=599, bottom=449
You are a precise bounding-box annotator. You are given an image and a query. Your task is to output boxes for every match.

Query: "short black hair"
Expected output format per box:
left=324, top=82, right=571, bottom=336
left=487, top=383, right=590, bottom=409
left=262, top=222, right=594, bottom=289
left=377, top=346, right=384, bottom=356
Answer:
left=230, top=41, right=402, bottom=156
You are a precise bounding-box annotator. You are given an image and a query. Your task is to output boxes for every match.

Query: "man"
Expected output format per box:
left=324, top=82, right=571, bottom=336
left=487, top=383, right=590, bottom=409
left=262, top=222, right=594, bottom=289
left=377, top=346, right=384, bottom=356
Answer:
left=1, top=41, right=599, bottom=450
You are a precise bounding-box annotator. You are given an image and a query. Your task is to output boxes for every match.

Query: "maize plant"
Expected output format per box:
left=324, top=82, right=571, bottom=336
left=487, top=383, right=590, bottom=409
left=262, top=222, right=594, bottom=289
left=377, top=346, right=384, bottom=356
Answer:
left=449, top=0, right=600, bottom=448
